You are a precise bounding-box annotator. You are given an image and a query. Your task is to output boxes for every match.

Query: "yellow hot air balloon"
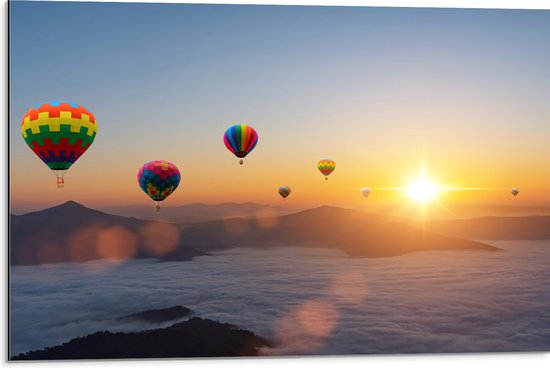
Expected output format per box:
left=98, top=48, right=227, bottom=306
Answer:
left=318, top=159, right=335, bottom=181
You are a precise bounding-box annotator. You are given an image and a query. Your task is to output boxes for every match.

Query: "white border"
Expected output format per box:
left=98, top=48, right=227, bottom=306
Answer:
left=9, top=0, right=550, bottom=10
left=3, top=0, right=550, bottom=367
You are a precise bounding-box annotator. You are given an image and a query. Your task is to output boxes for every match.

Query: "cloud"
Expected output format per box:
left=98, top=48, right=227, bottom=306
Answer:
left=9, top=241, right=550, bottom=356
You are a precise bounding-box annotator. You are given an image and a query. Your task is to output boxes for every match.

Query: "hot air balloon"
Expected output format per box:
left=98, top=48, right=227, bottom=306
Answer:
left=137, top=160, right=181, bottom=211
left=318, top=159, right=335, bottom=181
left=21, top=101, right=98, bottom=188
left=278, top=186, right=291, bottom=199
left=511, top=188, right=519, bottom=196
left=360, top=187, right=371, bottom=197
left=223, top=124, right=258, bottom=165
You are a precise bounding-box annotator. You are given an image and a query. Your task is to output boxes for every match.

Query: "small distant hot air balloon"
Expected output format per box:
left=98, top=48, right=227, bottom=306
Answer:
left=318, top=159, right=335, bottom=181
left=360, top=187, right=371, bottom=198
left=21, top=101, right=98, bottom=187
left=511, top=188, right=519, bottom=196
left=278, top=186, right=291, bottom=199
left=223, top=124, right=258, bottom=165
left=137, top=160, right=181, bottom=211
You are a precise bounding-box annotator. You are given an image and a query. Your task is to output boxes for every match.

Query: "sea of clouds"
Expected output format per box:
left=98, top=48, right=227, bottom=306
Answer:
left=9, top=241, right=550, bottom=356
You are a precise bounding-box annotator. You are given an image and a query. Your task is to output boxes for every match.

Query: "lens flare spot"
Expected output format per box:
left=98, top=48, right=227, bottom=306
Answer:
left=68, top=223, right=103, bottom=263
left=270, top=299, right=339, bottom=355
left=296, top=299, right=339, bottom=337
left=254, top=208, right=280, bottom=229
left=97, top=226, right=137, bottom=263
left=138, top=222, right=180, bottom=257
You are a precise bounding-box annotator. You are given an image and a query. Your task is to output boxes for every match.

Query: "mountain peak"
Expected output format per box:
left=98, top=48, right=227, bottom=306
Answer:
left=59, top=200, right=86, bottom=208
left=47, top=200, right=92, bottom=213
left=24, top=200, right=99, bottom=217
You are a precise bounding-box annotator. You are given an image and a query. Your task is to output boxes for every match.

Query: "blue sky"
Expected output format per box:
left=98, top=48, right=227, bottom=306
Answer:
left=9, top=1, right=550, bottom=212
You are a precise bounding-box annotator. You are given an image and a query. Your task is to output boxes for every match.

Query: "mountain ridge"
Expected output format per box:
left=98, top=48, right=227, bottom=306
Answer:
left=10, top=201, right=206, bottom=266
left=10, top=200, right=502, bottom=266
left=99, top=201, right=297, bottom=224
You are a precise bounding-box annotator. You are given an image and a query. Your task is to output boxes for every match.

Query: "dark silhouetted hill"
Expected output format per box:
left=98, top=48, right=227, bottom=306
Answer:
left=10, top=201, right=207, bottom=266
left=101, top=202, right=295, bottom=223
left=428, top=216, right=550, bottom=240
left=11, top=317, right=271, bottom=360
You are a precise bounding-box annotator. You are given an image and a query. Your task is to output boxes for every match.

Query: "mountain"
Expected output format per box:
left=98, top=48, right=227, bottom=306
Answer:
left=163, top=205, right=499, bottom=260
left=428, top=215, right=550, bottom=240
left=10, top=201, right=207, bottom=266
left=11, top=317, right=271, bottom=360
left=10, top=201, right=499, bottom=266
left=101, top=202, right=295, bottom=224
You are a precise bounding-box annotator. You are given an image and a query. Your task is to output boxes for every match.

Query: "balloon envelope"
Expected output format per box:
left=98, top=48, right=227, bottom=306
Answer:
left=361, top=187, right=371, bottom=197
left=318, top=159, right=336, bottom=178
left=137, top=160, right=181, bottom=202
left=21, top=101, right=98, bottom=183
left=511, top=188, right=519, bottom=196
left=223, top=124, right=258, bottom=160
left=278, top=186, right=291, bottom=199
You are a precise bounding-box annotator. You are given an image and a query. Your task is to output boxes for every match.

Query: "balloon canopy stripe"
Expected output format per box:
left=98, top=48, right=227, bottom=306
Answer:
left=244, top=128, right=258, bottom=153
left=223, top=128, right=238, bottom=154
left=23, top=125, right=96, bottom=147
left=23, top=101, right=97, bottom=125
left=22, top=115, right=97, bottom=139
left=30, top=137, right=90, bottom=170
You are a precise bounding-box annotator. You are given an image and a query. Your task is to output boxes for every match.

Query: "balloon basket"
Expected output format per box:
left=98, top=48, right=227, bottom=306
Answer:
left=325, top=177, right=328, bottom=181
left=156, top=204, right=161, bottom=211
left=239, top=159, right=243, bottom=165
left=56, top=177, right=64, bottom=188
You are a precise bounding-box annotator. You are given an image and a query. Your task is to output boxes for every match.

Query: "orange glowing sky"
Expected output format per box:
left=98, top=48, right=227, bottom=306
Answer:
left=9, top=3, right=550, bottom=216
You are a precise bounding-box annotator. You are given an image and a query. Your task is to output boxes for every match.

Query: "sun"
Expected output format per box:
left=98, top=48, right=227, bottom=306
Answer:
left=406, top=177, right=439, bottom=203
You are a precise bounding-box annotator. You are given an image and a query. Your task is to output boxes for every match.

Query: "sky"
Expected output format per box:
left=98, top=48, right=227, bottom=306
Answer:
left=9, top=1, right=550, bottom=215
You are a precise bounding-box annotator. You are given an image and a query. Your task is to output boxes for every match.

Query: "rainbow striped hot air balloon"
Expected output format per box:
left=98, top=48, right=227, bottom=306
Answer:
left=278, top=186, right=291, bottom=199
left=137, top=160, right=181, bottom=211
left=21, top=101, right=98, bottom=188
left=223, top=124, right=258, bottom=165
left=318, top=159, right=336, bottom=181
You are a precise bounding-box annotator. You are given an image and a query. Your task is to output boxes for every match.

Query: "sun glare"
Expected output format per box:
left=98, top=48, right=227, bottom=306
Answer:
left=406, top=177, right=438, bottom=203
